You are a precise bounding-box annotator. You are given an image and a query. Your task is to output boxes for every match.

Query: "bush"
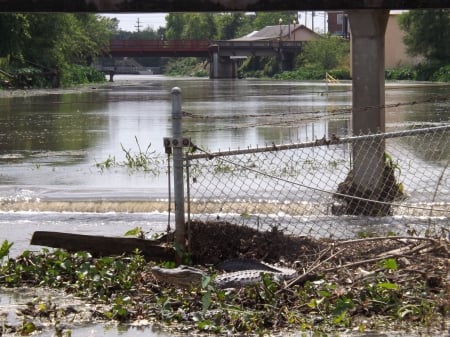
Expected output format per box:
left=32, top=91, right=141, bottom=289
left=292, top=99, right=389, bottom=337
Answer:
left=413, top=61, right=445, bottom=81
left=430, top=64, right=450, bottom=82
left=239, top=56, right=278, bottom=78
left=274, top=67, right=325, bottom=80
left=385, top=66, right=416, bottom=80
left=327, top=68, right=351, bottom=80
left=298, top=36, right=350, bottom=71
left=165, top=57, right=202, bottom=76
left=274, top=66, right=351, bottom=81
left=60, top=64, right=106, bottom=87
left=386, top=62, right=450, bottom=82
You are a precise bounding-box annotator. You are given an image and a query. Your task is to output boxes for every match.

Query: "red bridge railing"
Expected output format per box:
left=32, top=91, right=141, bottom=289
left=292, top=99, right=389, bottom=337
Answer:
left=108, top=39, right=302, bottom=57
left=109, top=39, right=211, bottom=56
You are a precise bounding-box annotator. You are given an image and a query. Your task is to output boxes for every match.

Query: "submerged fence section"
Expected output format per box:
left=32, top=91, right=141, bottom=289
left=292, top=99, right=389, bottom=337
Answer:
left=166, top=88, right=450, bottom=245
left=185, top=125, right=450, bottom=239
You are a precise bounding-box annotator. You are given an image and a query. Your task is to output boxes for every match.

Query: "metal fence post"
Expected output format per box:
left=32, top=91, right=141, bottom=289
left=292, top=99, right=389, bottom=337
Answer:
left=171, top=87, right=186, bottom=260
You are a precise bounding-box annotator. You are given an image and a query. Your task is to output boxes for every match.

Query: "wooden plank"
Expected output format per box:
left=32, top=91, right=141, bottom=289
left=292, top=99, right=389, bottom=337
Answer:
left=31, top=231, right=174, bottom=261
left=0, top=0, right=448, bottom=12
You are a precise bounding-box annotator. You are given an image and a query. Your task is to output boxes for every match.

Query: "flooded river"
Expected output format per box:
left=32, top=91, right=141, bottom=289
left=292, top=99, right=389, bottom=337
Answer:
left=0, top=75, right=449, bottom=336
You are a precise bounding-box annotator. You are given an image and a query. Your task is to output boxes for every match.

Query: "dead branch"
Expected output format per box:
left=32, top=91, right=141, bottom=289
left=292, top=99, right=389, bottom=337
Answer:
left=335, top=236, right=441, bottom=246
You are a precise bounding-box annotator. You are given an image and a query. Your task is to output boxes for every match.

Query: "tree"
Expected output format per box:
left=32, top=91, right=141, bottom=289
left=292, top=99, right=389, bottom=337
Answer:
left=0, top=13, right=114, bottom=87
left=164, top=11, right=299, bottom=41
left=399, top=9, right=450, bottom=63
left=299, top=35, right=349, bottom=71
left=252, top=12, right=298, bottom=30
left=4, top=13, right=113, bottom=69
left=215, top=13, right=248, bottom=40
left=165, top=13, right=186, bottom=40
left=165, top=13, right=217, bottom=40
left=0, top=14, right=31, bottom=59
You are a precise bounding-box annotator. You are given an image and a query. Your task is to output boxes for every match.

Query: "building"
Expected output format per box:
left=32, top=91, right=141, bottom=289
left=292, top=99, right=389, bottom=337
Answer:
left=384, top=10, right=423, bottom=68
left=327, top=11, right=349, bottom=38
left=232, top=24, right=320, bottom=42
left=328, top=10, right=422, bottom=68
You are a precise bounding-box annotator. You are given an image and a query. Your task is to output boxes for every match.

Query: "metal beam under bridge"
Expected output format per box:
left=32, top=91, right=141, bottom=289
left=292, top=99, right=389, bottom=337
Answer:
left=0, top=0, right=448, bottom=11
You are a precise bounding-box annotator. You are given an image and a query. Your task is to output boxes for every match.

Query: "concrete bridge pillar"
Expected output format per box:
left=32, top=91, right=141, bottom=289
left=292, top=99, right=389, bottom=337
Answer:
left=209, top=46, right=237, bottom=79
left=335, top=10, right=392, bottom=215
left=277, top=51, right=295, bottom=72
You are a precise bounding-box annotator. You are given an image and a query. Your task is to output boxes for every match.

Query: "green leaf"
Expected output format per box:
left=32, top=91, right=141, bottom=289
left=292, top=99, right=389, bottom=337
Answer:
left=21, top=321, right=37, bottom=334
left=333, top=297, right=354, bottom=316
left=197, top=319, right=212, bottom=331
left=318, top=290, right=332, bottom=298
left=382, top=258, right=398, bottom=271
left=201, top=291, right=212, bottom=313
left=377, top=282, right=399, bottom=290
left=201, top=275, right=211, bottom=289
left=124, top=227, right=143, bottom=237
left=0, top=240, right=13, bottom=260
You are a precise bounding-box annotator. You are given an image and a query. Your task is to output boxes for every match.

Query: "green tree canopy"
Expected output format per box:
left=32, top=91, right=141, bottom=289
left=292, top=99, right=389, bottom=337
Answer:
left=164, top=11, right=299, bottom=41
left=252, top=12, right=298, bottom=30
left=0, top=13, right=113, bottom=68
left=165, top=13, right=217, bottom=40
left=0, top=14, right=30, bottom=58
left=299, top=35, right=349, bottom=71
left=214, top=13, right=248, bottom=40
left=399, top=9, right=450, bottom=63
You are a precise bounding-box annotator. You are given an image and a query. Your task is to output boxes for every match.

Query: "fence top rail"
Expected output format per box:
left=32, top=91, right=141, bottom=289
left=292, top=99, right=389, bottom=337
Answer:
left=186, top=124, right=450, bottom=160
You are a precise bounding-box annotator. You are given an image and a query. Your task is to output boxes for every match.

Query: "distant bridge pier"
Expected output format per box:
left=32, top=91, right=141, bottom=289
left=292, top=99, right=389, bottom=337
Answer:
left=277, top=50, right=296, bottom=72
left=107, top=71, right=115, bottom=82
left=209, top=45, right=238, bottom=79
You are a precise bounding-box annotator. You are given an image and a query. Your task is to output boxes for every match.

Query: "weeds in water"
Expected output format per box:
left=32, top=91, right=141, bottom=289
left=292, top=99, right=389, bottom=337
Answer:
left=96, top=136, right=166, bottom=175
left=0, top=240, right=13, bottom=263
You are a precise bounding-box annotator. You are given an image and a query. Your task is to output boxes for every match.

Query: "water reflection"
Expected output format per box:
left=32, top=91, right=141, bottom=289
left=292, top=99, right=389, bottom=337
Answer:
left=0, top=77, right=448, bottom=201
left=0, top=93, right=108, bottom=154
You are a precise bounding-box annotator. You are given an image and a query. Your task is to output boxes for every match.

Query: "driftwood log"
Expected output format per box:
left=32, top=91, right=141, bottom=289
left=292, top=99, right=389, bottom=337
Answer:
left=30, top=231, right=174, bottom=261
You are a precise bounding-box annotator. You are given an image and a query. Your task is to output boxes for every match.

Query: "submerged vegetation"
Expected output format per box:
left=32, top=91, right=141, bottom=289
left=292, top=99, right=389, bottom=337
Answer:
left=0, top=222, right=448, bottom=336
left=95, top=137, right=166, bottom=175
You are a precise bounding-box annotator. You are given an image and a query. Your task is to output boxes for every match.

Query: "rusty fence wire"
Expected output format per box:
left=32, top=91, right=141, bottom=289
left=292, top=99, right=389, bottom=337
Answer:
left=185, top=123, right=450, bottom=239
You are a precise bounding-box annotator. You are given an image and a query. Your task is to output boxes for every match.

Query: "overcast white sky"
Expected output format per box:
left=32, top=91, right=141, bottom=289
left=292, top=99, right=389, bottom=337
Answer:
left=101, top=12, right=327, bottom=33
left=101, top=13, right=167, bottom=31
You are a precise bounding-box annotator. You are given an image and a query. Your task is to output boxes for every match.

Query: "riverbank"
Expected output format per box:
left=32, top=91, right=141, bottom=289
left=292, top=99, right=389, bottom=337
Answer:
left=0, top=81, right=114, bottom=98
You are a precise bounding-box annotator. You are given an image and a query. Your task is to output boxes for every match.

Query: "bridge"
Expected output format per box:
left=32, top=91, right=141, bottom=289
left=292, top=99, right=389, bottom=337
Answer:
left=106, top=39, right=303, bottom=78
left=108, top=40, right=211, bottom=58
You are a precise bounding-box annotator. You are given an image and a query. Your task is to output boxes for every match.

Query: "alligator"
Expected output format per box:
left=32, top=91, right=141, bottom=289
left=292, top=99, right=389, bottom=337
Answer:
left=151, top=258, right=298, bottom=288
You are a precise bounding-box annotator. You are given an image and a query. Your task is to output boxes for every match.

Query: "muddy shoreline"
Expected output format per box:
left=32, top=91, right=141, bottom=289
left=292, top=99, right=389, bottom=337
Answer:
left=0, top=81, right=127, bottom=98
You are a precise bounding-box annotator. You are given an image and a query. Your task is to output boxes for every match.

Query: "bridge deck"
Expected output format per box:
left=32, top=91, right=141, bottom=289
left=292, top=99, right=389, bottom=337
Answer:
left=108, top=39, right=303, bottom=58
left=109, top=40, right=210, bottom=57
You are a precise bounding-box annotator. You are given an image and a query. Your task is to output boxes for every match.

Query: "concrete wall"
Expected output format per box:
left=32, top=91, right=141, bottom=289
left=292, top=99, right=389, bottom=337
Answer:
left=385, top=12, right=423, bottom=68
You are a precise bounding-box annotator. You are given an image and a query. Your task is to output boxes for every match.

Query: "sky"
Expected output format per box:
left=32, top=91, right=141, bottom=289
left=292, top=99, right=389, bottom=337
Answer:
left=101, top=12, right=327, bottom=34
left=101, top=13, right=167, bottom=31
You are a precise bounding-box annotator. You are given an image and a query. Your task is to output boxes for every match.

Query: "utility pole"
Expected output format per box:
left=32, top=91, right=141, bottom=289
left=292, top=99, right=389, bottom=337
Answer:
left=135, top=17, right=141, bottom=32
left=312, top=11, right=315, bottom=32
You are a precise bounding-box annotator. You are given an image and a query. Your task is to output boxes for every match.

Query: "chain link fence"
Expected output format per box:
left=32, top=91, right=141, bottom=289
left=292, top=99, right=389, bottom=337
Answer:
left=185, top=123, right=450, bottom=239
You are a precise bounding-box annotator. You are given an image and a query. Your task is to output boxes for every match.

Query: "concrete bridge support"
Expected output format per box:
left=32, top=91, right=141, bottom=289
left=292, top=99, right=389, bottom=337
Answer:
left=209, top=45, right=237, bottom=79
left=336, top=10, right=391, bottom=215
left=210, top=50, right=238, bottom=79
